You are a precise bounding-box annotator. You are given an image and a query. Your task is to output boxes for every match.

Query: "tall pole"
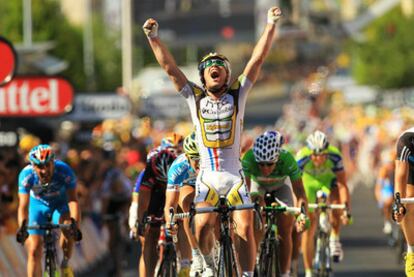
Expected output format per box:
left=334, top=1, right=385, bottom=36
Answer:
left=122, top=0, right=133, bottom=93
left=23, top=0, right=32, bottom=46
left=83, top=0, right=96, bottom=91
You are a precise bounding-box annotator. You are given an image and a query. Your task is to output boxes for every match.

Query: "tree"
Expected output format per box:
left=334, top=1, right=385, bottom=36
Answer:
left=0, top=0, right=121, bottom=91
left=350, top=7, right=414, bottom=89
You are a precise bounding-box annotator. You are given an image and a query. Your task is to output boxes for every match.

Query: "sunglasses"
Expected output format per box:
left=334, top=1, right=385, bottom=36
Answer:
left=203, top=59, right=226, bottom=69
left=258, top=162, right=275, bottom=167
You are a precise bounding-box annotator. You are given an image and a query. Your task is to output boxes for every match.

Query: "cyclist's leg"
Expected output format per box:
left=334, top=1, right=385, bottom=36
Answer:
left=250, top=180, right=266, bottom=250
left=301, top=183, right=319, bottom=276
left=274, top=184, right=295, bottom=275
left=27, top=199, right=50, bottom=276
left=139, top=225, right=160, bottom=277
left=229, top=175, right=255, bottom=275
left=401, top=184, right=414, bottom=264
left=56, top=205, right=75, bottom=268
left=194, top=170, right=219, bottom=275
left=301, top=212, right=317, bottom=274
left=178, top=185, right=203, bottom=275
left=328, top=185, right=345, bottom=261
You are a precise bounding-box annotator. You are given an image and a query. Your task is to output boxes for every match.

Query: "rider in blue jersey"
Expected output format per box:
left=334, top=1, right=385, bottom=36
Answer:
left=16, top=144, right=81, bottom=277
left=164, top=131, right=202, bottom=277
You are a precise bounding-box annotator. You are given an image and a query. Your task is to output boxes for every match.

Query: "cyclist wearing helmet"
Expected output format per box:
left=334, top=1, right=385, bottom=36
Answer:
left=296, top=130, right=352, bottom=277
left=16, top=144, right=81, bottom=277
left=128, top=144, right=177, bottom=277
left=164, top=131, right=203, bottom=277
left=242, top=130, right=308, bottom=277
left=143, top=6, right=282, bottom=276
left=393, top=127, right=414, bottom=276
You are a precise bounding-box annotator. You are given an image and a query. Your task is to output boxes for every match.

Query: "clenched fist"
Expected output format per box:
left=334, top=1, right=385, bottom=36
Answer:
left=267, top=7, right=282, bottom=24
left=143, top=18, right=159, bottom=38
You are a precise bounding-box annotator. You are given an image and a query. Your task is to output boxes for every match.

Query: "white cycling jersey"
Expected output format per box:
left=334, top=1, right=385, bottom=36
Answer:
left=180, top=75, right=252, bottom=173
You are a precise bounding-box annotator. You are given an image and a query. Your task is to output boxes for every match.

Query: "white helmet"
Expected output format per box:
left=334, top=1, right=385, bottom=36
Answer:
left=306, top=130, right=329, bottom=154
left=253, top=131, right=284, bottom=163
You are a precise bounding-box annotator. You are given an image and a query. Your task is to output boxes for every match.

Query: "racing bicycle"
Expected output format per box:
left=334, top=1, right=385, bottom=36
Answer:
left=308, top=191, right=347, bottom=277
left=175, top=195, right=257, bottom=277
left=256, top=192, right=302, bottom=277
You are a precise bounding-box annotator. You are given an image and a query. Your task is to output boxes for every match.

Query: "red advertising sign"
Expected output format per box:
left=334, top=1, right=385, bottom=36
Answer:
left=0, top=77, right=74, bottom=116
left=0, top=37, right=17, bottom=87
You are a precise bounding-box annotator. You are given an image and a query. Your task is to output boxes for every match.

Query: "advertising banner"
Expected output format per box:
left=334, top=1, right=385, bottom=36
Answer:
left=0, top=77, right=74, bottom=116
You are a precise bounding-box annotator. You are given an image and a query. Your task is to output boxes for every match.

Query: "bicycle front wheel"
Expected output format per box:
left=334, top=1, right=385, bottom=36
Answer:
left=218, top=236, right=238, bottom=277
left=258, top=237, right=280, bottom=277
left=314, top=233, right=331, bottom=277
left=44, top=248, right=57, bottom=277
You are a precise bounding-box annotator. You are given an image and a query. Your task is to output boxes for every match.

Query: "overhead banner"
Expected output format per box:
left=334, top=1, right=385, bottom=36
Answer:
left=0, top=77, right=74, bottom=116
left=0, top=37, right=17, bottom=87
left=66, top=94, right=131, bottom=122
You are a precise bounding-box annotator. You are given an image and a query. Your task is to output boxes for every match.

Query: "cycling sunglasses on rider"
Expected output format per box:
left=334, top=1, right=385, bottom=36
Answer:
left=258, top=162, right=276, bottom=167
left=201, top=59, right=227, bottom=70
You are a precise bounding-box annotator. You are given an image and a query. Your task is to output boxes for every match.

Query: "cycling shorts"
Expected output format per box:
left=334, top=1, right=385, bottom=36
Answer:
left=250, top=178, right=294, bottom=207
left=194, top=169, right=251, bottom=206
left=28, top=197, right=69, bottom=235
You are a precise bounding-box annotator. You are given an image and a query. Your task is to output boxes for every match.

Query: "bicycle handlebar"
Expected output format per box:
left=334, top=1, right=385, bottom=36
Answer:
left=400, top=197, right=414, bottom=204
left=26, top=223, right=72, bottom=230
left=308, top=203, right=347, bottom=209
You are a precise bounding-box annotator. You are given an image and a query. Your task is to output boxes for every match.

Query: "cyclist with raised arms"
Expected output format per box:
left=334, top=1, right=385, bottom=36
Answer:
left=16, top=144, right=81, bottom=277
left=393, top=127, right=414, bottom=276
left=164, top=131, right=203, bottom=276
left=143, top=6, right=282, bottom=276
left=296, top=130, right=351, bottom=277
left=242, top=130, right=308, bottom=277
left=128, top=141, right=178, bottom=277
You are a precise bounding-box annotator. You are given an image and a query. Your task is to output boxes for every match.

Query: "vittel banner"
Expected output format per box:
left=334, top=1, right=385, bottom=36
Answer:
left=0, top=77, right=74, bottom=116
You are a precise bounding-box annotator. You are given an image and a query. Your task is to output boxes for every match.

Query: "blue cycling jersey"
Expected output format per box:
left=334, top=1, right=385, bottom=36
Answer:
left=167, top=153, right=196, bottom=191
left=18, top=160, right=76, bottom=206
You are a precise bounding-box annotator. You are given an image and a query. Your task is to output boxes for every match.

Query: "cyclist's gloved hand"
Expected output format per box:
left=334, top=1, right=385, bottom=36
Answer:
left=16, top=220, right=29, bottom=244
left=267, top=6, right=282, bottom=24
left=341, top=210, right=353, bottom=225
left=296, top=213, right=310, bottom=232
left=143, top=18, right=159, bottom=38
left=70, top=218, right=82, bottom=242
left=392, top=202, right=406, bottom=223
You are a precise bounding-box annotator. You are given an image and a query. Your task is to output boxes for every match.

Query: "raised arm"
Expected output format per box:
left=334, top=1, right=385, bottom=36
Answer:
left=243, top=7, right=281, bottom=84
left=143, top=18, right=188, bottom=91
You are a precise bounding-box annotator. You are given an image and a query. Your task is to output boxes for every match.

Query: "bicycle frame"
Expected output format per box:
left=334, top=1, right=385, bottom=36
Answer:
left=147, top=212, right=178, bottom=277
left=27, top=220, right=72, bottom=277
left=257, top=193, right=301, bottom=277
left=175, top=195, right=257, bottom=277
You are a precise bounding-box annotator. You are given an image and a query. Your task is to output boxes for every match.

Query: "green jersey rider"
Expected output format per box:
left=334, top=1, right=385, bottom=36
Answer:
left=242, top=130, right=308, bottom=277
left=296, top=130, right=352, bottom=277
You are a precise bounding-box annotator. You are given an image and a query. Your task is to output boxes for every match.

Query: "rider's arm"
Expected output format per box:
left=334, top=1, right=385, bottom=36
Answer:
left=143, top=19, right=188, bottom=91
left=336, top=170, right=351, bottom=211
left=164, top=189, right=179, bottom=225
left=243, top=7, right=280, bottom=84
left=291, top=178, right=308, bottom=210
left=395, top=160, right=409, bottom=198
left=17, top=193, right=29, bottom=227
left=67, top=188, right=81, bottom=223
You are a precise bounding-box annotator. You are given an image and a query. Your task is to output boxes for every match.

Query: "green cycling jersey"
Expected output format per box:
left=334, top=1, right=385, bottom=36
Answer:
left=296, top=145, right=344, bottom=204
left=242, top=148, right=302, bottom=188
